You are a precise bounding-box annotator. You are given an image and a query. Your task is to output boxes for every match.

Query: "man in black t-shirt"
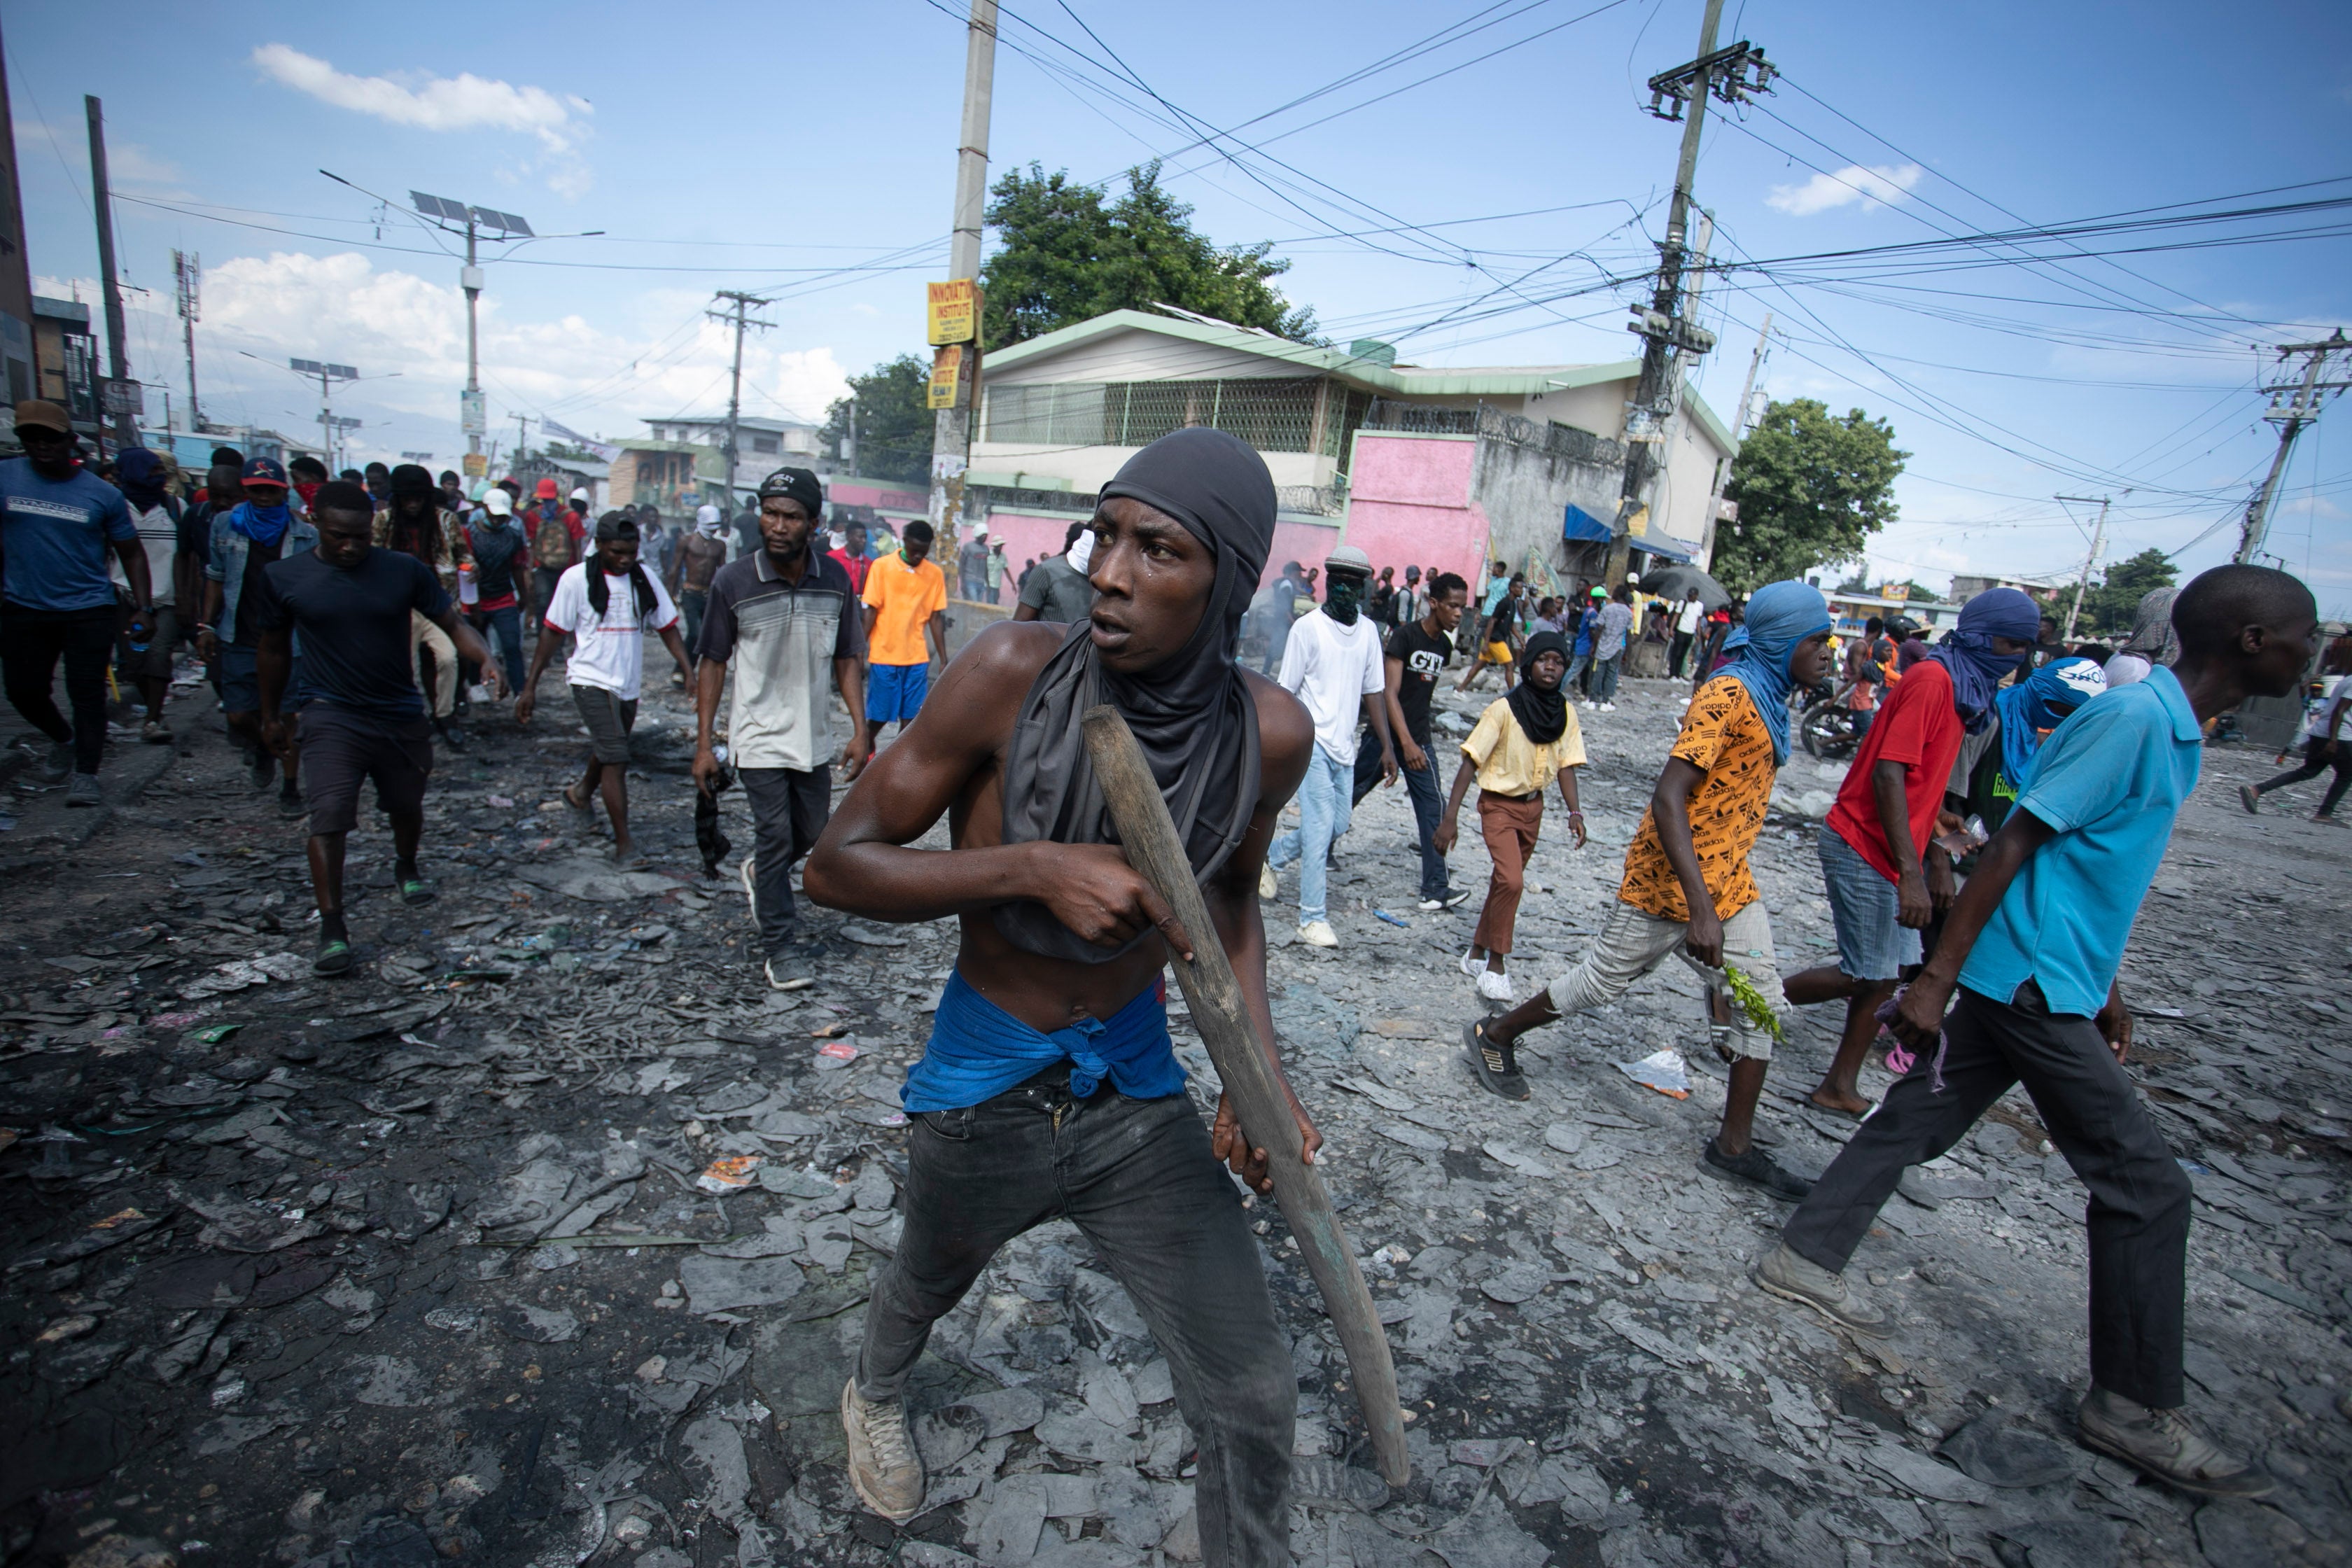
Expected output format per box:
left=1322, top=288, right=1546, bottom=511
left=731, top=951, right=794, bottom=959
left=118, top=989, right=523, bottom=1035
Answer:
left=249, top=482, right=502, bottom=976
left=1350, top=570, right=1471, bottom=907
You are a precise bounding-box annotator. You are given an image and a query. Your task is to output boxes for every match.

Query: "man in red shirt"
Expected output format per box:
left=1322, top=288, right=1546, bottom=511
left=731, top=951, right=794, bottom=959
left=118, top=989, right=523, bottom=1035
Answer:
left=1786, top=588, right=2039, bottom=1114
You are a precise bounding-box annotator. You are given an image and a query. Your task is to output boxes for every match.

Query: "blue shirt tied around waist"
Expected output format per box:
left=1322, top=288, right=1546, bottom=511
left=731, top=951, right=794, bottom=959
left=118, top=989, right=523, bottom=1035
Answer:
left=901, top=970, right=1188, bottom=1113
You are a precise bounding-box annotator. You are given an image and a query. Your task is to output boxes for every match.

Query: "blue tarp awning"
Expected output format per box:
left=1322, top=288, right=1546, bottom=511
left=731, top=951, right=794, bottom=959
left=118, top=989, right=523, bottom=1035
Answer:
left=1632, top=535, right=1700, bottom=565
left=1562, top=504, right=1611, bottom=543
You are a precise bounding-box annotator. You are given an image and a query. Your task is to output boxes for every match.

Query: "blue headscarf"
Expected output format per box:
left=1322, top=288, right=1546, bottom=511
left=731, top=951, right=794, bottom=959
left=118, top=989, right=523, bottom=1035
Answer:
left=1713, top=581, right=1832, bottom=765
left=115, top=447, right=169, bottom=511
left=1927, top=587, right=2040, bottom=732
left=227, top=497, right=290, bottom=547
left=1994, top=656, right=2106, bottom=792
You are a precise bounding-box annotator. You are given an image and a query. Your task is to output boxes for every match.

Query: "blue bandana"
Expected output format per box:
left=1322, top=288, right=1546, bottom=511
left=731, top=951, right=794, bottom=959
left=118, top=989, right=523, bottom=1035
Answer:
left=1714, top=581, right=1832, bottom=765
left=227, top=498, right=290, bottom=548
left=1927, top=587, right=2040, bottom=732
left=1993, top=657, right=2106, bottom=792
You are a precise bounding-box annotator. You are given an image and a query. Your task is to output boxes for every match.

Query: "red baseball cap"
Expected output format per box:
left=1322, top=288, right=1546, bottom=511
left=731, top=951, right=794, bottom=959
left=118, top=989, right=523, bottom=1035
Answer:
left=533, top=477, right=560, bottom=500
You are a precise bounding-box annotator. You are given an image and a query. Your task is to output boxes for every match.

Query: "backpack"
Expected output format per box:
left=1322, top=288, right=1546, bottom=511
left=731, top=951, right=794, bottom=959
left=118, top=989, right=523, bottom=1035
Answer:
left=531, top=512, right=573, bottom=568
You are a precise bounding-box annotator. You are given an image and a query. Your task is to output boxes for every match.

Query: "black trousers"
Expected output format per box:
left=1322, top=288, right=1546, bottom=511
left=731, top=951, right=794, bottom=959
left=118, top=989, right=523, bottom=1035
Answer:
left=859, top=1068, right=1293, bottom=1568
left=2255, top=736, right=2352, bottom=816
left=741, top=764, right=830, bottom=952
left=1669, top=630, right=1695, bottom=679
left=2, top=603, right=115, bottom=774
left=1782, top=981, right=2190, bottom=1409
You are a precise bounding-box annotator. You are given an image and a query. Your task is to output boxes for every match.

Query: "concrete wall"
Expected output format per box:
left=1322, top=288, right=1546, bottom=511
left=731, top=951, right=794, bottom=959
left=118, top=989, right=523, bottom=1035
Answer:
left=962, top=506, right=1341, bottom=608
left=968, top=440, right=1336, bottom=497
left=1336, top=433, right=1492, bottom=589
left=1469, top=424, right=1624, bottom=592
left=828, top=479, right=928, bottom=518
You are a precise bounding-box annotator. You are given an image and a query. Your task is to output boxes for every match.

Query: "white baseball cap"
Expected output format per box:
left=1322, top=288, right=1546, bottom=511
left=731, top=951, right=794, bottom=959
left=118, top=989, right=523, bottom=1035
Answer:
left=483, top=489, right=514, bottom=517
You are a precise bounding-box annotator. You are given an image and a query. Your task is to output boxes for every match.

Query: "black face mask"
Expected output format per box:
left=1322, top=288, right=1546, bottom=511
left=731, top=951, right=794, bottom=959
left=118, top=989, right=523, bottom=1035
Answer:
left=1324, top=572, right=1367, bottom=626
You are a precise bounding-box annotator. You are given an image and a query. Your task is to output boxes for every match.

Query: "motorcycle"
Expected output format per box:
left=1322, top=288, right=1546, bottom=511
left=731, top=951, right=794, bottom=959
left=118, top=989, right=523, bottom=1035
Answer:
left=1799, top=680, right=1862, bottom=762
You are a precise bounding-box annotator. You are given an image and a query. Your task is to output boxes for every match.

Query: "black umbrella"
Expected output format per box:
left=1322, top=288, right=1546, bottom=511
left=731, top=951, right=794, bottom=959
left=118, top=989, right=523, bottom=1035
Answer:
left=1637, top=564, right=1730, bottom=610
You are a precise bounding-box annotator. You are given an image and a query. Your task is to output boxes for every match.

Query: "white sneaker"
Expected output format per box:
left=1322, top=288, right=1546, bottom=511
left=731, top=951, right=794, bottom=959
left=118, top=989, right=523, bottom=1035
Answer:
left=1418, top=890, right=1469, bottom=911
left=1476, top=967, right=1514, bottom=1002
left=1298, top=920, right=1339, bottom=948
left=841, top=1378, right=927, bottom=1522
left=1581, top=699, right=1596, bottom=710
left=1458, top=946, right=1483, bottom=979
left=739, top=855, right=758, bottom=916
left=1259, top=862, right=1277, bottom=899
left=1600, top=702, right=1617, bottom=713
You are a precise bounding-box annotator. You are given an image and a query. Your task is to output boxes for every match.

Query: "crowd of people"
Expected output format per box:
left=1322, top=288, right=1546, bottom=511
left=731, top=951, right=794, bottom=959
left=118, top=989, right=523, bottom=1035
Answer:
left=1, top=401, right=2326, bottom=1561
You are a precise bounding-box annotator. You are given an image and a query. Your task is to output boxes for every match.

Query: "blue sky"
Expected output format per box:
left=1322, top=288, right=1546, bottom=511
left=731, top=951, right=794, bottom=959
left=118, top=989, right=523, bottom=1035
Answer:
left=9, top=0, right=2350, bottom=608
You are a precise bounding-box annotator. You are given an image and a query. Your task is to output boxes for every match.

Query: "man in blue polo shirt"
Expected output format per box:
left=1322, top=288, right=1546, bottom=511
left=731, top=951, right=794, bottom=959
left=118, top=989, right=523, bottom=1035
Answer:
left=1754, top=564, right=2315, bottom=1502
left=0, top=400, right=153, bottom=806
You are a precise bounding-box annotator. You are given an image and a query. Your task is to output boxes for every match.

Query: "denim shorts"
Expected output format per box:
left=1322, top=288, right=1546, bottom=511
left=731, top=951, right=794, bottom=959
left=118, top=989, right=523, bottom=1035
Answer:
left=1817, top=820, right=1920, bottom=981
left=867, top=660, right=929, bottom=724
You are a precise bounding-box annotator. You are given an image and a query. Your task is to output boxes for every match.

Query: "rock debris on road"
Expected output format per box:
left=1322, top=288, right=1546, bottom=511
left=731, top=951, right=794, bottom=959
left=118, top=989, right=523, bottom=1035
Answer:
left=1, top=669, right=2346, bottom=1567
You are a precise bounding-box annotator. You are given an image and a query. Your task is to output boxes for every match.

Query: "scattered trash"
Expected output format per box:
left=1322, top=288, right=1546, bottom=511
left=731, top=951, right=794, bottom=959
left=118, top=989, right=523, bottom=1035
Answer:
left=696, top=1154, right=762, bottom=1194
left=1613, top=1049, right=1690, bottom=1099
left=1373, top=909, right=1410, bottom=929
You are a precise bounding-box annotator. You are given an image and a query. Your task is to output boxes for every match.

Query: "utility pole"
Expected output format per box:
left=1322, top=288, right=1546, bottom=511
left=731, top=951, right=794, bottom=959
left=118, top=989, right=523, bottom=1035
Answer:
left=512, top=412, right=533, bottom=472
left=1608, top=1, right=1773, bottom=586
left=927, top=0, right=997, bottom=545
left=174, top=249, right=201, bottom=431
left=2236, top=329, right=2348, bottom=564
left=1698, top=309, right=1771, bottom=569
left=0, top=18, right=39, bottom=409
left=710, top=290, right=774, bottom=509
left=2058, top=494, right=2111, bottom=643
left=463, top=218, right=484, bottom=466
left=85, top=95, right=136, bottom=449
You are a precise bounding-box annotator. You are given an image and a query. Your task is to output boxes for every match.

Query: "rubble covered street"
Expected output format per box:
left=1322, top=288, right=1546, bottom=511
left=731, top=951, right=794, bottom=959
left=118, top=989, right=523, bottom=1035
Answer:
left=1, top=668, right=2346, bottom=1568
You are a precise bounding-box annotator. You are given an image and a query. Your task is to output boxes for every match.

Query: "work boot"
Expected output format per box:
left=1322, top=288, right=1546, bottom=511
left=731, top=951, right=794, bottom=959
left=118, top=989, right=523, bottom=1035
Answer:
left=66, top=772, right=102, bottom=808
left=1700, top=1138, right=1813, bottom=1200
left=1464, top=1019, right=1528, bottom=1101
left=841, top=1378, right=926, bottom=1522
left=2076, top=1387, right=2275, bottom=1499
left=1754, top=1242, right=1888, bottom=1336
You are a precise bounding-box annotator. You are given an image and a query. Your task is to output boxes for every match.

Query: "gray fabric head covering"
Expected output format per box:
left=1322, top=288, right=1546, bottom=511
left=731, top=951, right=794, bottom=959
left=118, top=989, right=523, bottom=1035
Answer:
left=993, top=427, right=1275, bottom=962
left=2120, top=587, right=2181, bottom=665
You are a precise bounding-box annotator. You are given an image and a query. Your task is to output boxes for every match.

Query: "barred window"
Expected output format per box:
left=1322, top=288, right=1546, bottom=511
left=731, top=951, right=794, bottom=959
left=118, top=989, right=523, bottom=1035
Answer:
left=984, top=377, right=1370, bottom=461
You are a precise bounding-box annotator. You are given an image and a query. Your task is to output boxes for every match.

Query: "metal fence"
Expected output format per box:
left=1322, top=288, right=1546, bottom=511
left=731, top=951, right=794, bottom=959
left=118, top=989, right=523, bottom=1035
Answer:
left=984, top=378, right=1372, bottom=459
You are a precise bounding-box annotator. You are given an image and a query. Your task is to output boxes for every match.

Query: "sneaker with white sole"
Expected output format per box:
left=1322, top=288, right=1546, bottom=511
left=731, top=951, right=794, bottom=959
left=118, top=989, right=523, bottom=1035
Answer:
left=1298, top=920, right=1339, bottom=948
left=1458, top=946, right=1483, bottom=979
left=1259, top=862, right=1276, bottom=899
left=1600, top=702, right=1617, bottom=713
left=2076, top=1387, right=2274, bottom=1499
left=66, top=772, right=102, bottom=808
left=1418, top=890, right=1469, bottom=911
left=841, top=1378, right=927, bottom=1522
left=1474, top=967, right=1513, bottom=1003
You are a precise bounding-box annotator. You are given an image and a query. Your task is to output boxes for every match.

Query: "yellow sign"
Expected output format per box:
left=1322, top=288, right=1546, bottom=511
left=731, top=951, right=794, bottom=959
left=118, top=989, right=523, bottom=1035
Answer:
left=927, top=344, right=964, bottom=410
left=461, top=452, right=488, bottom=478
left=1626, top=505, right=1650, bottom=538
left=927, top=280, right=981, bottom=345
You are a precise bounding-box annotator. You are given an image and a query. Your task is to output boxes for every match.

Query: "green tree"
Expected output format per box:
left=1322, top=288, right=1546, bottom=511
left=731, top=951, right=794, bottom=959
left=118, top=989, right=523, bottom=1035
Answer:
left=820, top=355, right=933, bottom=486
left=981, top=162, right=1319, bottom=349
left=1716, top=398, right=1908, bottom=596
left=2079, top=547, right=2178, bottom=636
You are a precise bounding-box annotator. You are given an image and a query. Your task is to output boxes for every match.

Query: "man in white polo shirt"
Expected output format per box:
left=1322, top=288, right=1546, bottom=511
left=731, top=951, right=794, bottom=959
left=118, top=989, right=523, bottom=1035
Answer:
left=1264, top=544, right=1395, bottom=947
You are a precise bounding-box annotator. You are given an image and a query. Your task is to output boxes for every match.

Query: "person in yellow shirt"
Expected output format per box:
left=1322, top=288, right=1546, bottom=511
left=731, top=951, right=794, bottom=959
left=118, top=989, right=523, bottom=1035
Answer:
left=1434, top=629, right=1587, bottom=1009
left=1462, top=582, right=1835, bottom=1203
left=860, top=518, right=949, bottom=750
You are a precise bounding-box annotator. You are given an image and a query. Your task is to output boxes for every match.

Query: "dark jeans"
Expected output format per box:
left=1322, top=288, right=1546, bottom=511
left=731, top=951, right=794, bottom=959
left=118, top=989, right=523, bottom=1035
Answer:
left=2, top=603, right=114, bottom=774
left=1669, top=631, right=1694, bottom=679
left=2255, top=736, right=2351, bottom=816
left=1350, top=727, right=1450, bottom=897
left=1784, top=981, right=2190, bottom=1408
left=741, top=764, right=830, bottom=952
left=472, top=604, right=524, bottom=694
left=859, top=1069, right=1292, bottom=1567
left=531, top=566, right=564, bottom=626
left=680, top=589, right=708, bottom=662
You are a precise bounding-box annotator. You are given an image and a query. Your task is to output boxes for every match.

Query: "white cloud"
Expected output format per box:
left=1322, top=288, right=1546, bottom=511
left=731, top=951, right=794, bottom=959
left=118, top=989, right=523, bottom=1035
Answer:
left=1765, top=162, right=1923, bottom=217
left=70, top=251, right=848, bottom=469
left=252, top=45, right=588, bottom=151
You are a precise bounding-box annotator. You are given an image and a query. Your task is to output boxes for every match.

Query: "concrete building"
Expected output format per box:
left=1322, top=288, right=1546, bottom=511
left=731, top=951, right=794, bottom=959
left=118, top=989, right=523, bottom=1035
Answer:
left=643, top=414, right=823, bottom=497
left=963, top=307, right=1735, bottom=596
left=32, top=295, right=99, bottom=438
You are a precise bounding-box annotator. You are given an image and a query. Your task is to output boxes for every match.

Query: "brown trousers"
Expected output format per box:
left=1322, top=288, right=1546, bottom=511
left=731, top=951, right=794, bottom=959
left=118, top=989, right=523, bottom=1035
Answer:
left=1472, top=791, right=1544, bottom=954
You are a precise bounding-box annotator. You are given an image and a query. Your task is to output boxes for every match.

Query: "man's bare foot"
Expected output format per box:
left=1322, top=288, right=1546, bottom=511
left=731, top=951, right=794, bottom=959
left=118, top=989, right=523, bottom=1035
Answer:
left=564, top=783, right=593, bottom=811
left=1808, top=1087, right=1871, bottom=1118
left=612, top=839, right=648, bottom=870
